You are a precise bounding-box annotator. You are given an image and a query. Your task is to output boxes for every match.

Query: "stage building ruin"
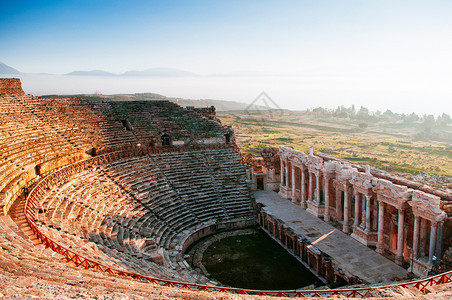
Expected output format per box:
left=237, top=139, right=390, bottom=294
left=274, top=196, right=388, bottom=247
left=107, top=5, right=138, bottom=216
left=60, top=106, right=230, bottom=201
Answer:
left=247, top=146, right=451, bottom=277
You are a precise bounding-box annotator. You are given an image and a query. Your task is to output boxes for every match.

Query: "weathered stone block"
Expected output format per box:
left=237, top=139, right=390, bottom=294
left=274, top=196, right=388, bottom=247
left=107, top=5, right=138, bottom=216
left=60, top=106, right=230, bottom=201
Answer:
left=0, top=78, right=24, bottom=95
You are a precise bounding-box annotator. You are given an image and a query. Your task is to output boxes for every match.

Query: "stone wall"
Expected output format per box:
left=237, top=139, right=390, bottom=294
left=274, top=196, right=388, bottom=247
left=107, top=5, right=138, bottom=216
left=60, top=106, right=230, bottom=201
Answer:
left=245, top=148, right=281, bottom=191
left=0, top=78, right=24, bottom=95
left=259, top=211, right=360, bottom=286
left=181, top=218, right=257, bottom=253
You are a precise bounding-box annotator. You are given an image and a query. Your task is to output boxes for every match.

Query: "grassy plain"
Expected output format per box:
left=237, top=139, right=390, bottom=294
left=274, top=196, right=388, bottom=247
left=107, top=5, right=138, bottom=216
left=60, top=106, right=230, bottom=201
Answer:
left=202, top=227, right=318, bottom=290
left=218, top=110, right=452, bottom=186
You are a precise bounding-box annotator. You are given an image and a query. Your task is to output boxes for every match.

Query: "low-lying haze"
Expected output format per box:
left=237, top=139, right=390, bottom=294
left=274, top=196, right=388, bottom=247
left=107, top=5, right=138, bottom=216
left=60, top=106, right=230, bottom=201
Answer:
left=16, top=73, right=451, bottom=116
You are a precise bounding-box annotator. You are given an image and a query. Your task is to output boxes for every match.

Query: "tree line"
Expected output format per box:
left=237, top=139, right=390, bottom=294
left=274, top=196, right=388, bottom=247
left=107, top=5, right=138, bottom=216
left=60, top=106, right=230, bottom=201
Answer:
left=309, top=105, right=451, bottom=128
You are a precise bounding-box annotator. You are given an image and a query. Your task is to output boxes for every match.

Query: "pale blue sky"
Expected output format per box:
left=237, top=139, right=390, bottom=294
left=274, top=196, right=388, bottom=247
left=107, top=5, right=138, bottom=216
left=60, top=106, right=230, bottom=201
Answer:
left=1, top=1, right=451, bottom=114
left=1, top=0, right=451, bottom=74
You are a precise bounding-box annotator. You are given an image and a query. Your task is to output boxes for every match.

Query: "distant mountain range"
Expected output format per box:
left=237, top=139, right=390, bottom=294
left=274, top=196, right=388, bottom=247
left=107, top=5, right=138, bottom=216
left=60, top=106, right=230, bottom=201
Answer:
left=0, top=62, right=21, bottom=75
left=66, top=68, right=198, bottom=77
left=0, top=62, right=275, bottom=77
left=0, top=61, right=277, bottom=111
left=122, top=68, right=198, bottom=77
left=66, top=70, right=117, bottom=76
left=1, top=62, right=199, bottom=77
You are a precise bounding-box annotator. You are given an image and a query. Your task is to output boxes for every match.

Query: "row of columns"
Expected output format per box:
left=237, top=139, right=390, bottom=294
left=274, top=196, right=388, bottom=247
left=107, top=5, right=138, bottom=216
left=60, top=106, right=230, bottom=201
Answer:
left=280, top=155, right=445, bottom=268
left=281, top=159, right=322, bottom=205
left=281, top=159, right=376, bottom=234
left=376, top=203, right=407, bottom=264
left=412, top=215, right=444, bottom=264
left=376, top=201, right=443, bottom=266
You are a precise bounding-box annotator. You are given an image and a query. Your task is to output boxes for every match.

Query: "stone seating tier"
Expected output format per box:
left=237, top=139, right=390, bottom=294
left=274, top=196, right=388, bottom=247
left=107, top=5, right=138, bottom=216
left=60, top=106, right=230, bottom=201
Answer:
left=0, top=91, right=252, bottom=287
left=32, top=149, right=254, bottom=284
left=0, top=94, right=231, bottom=215
left=0, top=215, right=224, bottom=299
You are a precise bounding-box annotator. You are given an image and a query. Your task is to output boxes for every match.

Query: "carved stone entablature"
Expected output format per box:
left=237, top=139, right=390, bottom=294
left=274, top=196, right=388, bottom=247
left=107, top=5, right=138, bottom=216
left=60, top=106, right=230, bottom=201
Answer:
left=299, top=154, right=309, bottom=165
left=374, top=179, right=412, bottom=209
left=280, top=146, right=308, bottom=164
left=307, top=155, right=323, bottom=170
left=409, top=190, right=446, bottom=223
left=308, top=167, right=321, bottom=176
left=279, top=146, right=292, bottom=159
left=353, top=185, right=374, bottom=196
left=336, top=164, right=356, bottom=181
left=333, top=178, right=345, bottom=189
left=322, top=160, right=337, bottom=178
left=351, top=170, right=374, bottom=193
left=288, top=155, right=303, bottom=166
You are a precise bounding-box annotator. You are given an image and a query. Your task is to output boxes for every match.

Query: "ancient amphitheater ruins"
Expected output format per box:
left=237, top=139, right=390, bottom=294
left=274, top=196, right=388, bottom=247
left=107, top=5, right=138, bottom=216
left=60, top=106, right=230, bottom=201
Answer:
left=0, top=78, right=451, bottom=298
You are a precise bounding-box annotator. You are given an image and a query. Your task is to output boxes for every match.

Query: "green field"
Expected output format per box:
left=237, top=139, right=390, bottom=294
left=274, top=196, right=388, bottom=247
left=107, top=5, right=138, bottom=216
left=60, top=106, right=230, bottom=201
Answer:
left=202, top=228, right=319, bottom=290
left=218, top=110, right=452, bottom=190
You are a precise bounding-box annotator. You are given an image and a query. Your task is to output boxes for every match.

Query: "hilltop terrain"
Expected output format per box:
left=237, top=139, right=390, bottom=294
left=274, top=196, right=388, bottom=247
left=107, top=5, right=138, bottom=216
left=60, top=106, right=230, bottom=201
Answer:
left=218, top=109, right=451, bottom=191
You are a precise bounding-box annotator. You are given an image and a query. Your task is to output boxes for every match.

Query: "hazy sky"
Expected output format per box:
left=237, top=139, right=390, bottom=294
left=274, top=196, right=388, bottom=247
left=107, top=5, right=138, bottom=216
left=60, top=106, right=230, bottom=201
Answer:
left=1, top=0, right=451, bottom=115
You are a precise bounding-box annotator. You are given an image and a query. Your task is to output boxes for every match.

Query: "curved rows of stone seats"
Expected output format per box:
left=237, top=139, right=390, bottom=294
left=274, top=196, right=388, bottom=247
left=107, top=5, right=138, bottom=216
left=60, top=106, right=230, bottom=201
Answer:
left=0, top=215, right=228, bottom=299
left=34, top=164, right=201, bottom=281
left=151, top=148, right=255, bottom=221
left=0, top=95, right=135, bottom=214
left=29, top=147, right=254, bottom=284
left=108, top=101, right=228, bottom=144
left=0, top=86, right=250, bottom=286
left=0, top=96, right=83, bottom=213
left=0, top=93, right=230, bottom=217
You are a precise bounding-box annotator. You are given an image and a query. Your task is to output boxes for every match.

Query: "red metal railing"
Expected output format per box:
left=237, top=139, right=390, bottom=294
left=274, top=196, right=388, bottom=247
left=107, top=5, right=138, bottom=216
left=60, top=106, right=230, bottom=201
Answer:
left=23, top=149, right=452, bottom=298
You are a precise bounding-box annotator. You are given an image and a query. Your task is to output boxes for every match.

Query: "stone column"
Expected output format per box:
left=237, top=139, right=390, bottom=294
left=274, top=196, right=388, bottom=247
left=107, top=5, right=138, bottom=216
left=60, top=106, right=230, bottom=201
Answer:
left=376, top=201, right=385, bottom=254
left=372, top=204, right=378, bottom=232
left=413, top=215, right=420, bottom=259
left=428, top=223, right=437, bottom=264
left=324, top=175, right=330, bottom=222
left=336, top=188, right=342, bottom=221
left=365, top=195, right=371, bottom=231
left=343, top=183, right=350, bottom=233
left=361, top=195, right=366, bottom=226
left=354, top=193, right=360, bottom=228
left=395, top=208, right=405, bottom=265
left=285, top=162, right=289, bottom=190
left=270, top=221, right=274, bottom=235
left=420, top=218, right=428, bottom=257
left=315, top=173, right=320, bottom=203
left=291, top=166, right=296, bottom=203
left=280, top=158, right=284, bottom=186
left=436, top=222, right=444, bottom=259
left=316, top=255, right=321, bottom=274
left=300, top=167, right=306, bottom=208
left=308, top=172, right=313, bottom=202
